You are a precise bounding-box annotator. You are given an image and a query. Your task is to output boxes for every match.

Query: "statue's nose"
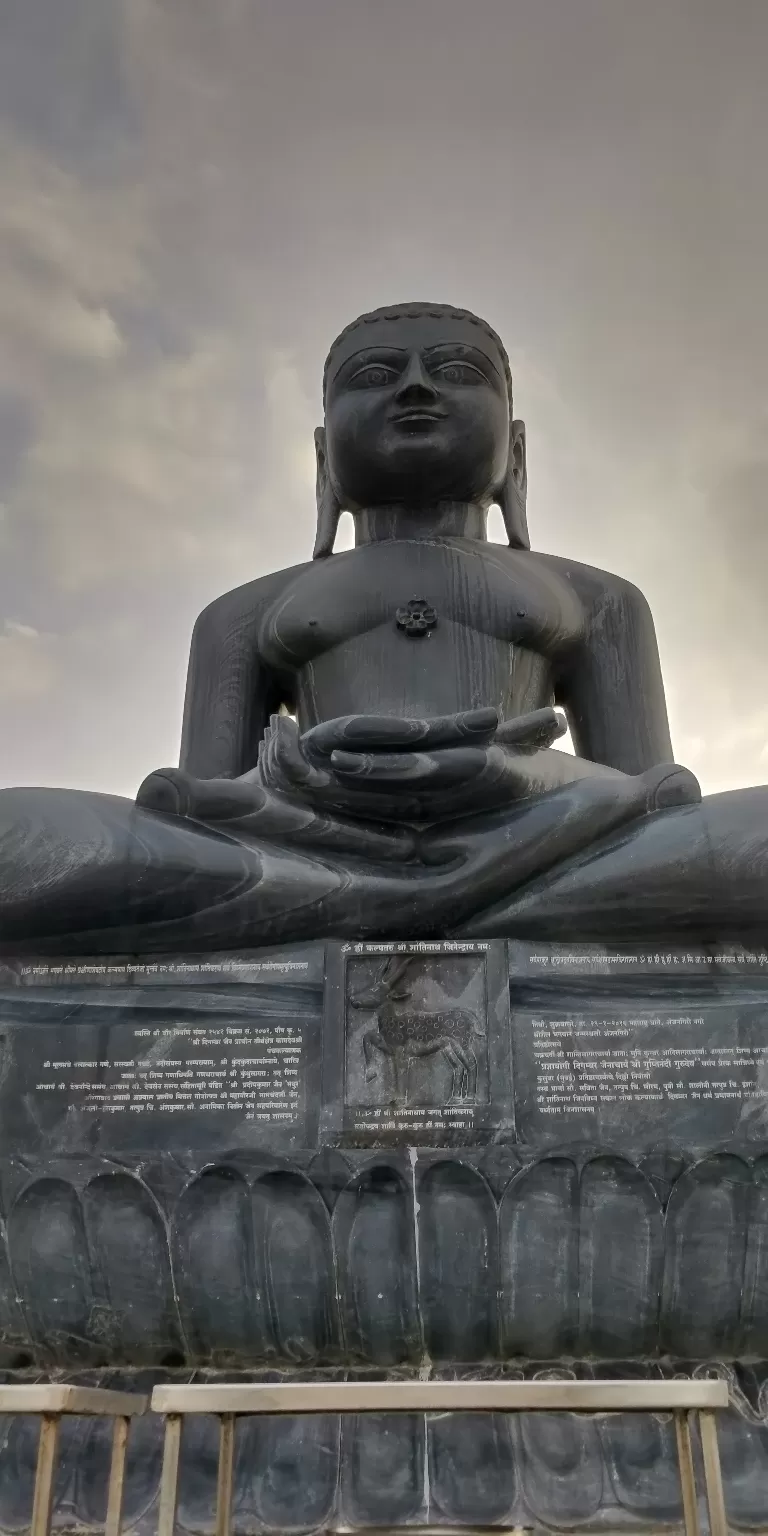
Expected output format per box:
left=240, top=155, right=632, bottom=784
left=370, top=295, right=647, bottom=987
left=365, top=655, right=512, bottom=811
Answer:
left=394, top=351, right=439, bottom=402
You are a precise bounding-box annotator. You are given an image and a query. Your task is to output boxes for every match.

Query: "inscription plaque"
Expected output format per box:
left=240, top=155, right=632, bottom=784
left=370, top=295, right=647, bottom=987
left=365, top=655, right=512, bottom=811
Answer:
left=323, top=940, right=512, bottom=1145
left=4, top=940, right=768, bottom=1156
left=0, top=951, right=323, bottom=1153
left=30, top=1019, right=303, bottom=1118
left=512, top=1005, right=768, bottom=1148
left=509, top=940, right=768, bottom=1152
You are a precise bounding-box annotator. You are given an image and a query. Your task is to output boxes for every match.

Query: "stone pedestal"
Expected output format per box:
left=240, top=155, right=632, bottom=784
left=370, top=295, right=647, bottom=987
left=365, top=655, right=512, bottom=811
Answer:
left=2, top=939, right=768, bottom=1529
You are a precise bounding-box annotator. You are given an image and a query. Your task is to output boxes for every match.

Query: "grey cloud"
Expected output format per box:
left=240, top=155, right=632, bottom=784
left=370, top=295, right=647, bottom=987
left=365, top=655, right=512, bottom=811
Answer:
left=0, top=0, right=137, bottom=171
left=0, top=392, right=34, bottom=500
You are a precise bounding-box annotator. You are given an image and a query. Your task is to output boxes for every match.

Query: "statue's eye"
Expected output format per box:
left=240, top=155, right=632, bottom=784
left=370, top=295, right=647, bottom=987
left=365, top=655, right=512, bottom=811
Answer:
left=351, top=364, right=395, bottom=388
left=435, top=361, right=485, bottom=386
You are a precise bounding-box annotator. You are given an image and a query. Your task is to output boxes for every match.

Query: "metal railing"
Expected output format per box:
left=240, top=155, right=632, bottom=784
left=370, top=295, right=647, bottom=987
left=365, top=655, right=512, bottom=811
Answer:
left=150, top=1377, right=730, bottom=1536
left=0, top=1385, right=148, bottom=1536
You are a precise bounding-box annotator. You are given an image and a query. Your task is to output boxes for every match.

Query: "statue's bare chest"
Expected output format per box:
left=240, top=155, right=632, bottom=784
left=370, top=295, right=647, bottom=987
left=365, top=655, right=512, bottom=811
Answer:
left=259, top=540, right=584, bottom=672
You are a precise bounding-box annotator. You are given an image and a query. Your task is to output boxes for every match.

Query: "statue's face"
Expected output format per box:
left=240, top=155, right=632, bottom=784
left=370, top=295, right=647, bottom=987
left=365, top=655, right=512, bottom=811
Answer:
left=323, top=315, right=511, bottom=509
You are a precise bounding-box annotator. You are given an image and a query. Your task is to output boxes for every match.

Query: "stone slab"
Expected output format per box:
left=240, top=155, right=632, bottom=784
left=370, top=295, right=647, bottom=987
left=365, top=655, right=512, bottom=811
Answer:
left=508, top=938, right=768, bottom=1155
left=0, top=948, right=325, bottom=1154
left=2, top=939, right=768, bottom=1157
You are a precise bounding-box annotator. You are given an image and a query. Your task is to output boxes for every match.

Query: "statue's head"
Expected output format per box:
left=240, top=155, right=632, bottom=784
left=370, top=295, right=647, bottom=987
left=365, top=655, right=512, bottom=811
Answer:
left=314, top=303, right=528, bottom=557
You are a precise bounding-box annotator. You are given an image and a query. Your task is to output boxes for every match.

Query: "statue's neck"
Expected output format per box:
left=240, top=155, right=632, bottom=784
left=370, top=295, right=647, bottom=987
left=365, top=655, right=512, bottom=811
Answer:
left=353, top=502, right=488, bottom=546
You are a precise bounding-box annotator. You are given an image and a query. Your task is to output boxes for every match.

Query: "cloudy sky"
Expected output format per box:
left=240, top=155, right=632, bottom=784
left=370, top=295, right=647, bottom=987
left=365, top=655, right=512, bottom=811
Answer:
left=1, top=0, right=767, bottom=798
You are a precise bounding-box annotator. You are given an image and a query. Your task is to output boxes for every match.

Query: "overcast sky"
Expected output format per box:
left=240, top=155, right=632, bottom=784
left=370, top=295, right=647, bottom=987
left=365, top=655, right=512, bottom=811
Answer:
left=1, top=0, right=768, bottom=797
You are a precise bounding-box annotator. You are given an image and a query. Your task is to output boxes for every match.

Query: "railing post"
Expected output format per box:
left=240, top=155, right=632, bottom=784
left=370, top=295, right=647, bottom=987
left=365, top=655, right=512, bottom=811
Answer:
left=674, top=1408, right=700, bottom=1536
left=157, top=1412, right=183, bottom=1536
left=215, top=1414, right=236, bottom=1536
left=698, top=1408, right=728, bottom=1536
left=30, top=1413, right=61, bottom=1536
left=105, top=1415, right=132, bottom=1536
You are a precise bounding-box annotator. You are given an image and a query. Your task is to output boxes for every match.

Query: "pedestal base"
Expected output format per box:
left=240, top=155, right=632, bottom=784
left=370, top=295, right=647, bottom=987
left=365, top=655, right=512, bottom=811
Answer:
left=1, top=938, right=767, bottom=1529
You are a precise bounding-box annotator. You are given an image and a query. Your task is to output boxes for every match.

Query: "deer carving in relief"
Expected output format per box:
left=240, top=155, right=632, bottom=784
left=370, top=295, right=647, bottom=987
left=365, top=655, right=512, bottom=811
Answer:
left=348, top=955, right=481, bottom=1102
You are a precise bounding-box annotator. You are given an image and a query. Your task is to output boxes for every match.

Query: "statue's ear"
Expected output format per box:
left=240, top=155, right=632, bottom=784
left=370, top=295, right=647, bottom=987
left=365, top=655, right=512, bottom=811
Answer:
left=498, top=418, right=529, bottom=550
left=313, top=426, right=342, bottom=559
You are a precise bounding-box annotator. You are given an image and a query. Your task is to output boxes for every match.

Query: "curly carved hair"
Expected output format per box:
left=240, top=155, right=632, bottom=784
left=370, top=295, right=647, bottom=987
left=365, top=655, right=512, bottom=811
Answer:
left=322, top=302, right=513, bottom=409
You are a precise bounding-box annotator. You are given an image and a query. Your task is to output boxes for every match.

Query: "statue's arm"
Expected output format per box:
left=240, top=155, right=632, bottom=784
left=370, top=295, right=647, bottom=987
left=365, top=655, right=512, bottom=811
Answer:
left=179, top=577, right=287, bottom=779
left=555, top=571, right=674, bottom=775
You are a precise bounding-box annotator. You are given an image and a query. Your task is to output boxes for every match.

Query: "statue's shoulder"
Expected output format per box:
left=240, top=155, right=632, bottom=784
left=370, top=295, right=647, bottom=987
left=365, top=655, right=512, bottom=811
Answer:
left=192, top=562, right=313, bottom=643
left=532, top=551, right=652, bottom=614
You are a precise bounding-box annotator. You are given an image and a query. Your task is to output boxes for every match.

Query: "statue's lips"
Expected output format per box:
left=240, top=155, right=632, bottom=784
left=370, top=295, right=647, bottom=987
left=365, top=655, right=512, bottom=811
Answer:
left=389, top=410, right=446, bottom=430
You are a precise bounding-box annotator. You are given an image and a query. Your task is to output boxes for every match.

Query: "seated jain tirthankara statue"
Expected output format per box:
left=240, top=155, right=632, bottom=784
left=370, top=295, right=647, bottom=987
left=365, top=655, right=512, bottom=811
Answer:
left=1, top=301, right=766, bottom=953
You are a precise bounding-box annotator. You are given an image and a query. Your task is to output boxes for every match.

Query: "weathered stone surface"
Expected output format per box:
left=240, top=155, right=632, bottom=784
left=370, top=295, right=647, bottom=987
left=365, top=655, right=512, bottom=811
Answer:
left=1, top=941, right=768, bottom=1528
left=5, top=305, right=768, bottom=958
left=3, top=302, right=768, bottom=1528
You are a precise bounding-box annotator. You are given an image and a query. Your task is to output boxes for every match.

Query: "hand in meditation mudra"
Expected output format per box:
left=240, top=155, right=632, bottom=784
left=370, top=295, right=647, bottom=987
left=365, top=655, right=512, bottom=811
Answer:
left=1, top=302, right=764, bottom=952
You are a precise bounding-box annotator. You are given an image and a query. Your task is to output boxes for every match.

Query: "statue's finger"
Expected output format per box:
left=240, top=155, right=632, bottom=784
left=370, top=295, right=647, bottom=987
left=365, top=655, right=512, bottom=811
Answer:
left=495, top=707, right=567, bottom=750
left=330, top=751, right=419, bottom=781
left=421, top=709, right=499, bottom=746
left=273, top=715, right=330, bottom=791
left=330, top=747, right=486, bottom=786
left=306, top=716, right=429, bottom=757
left=306, top=708, right=498, bottom=758
left=258, top=728, right=277, bottom=788
left=273, top=716, right=311, bottom=784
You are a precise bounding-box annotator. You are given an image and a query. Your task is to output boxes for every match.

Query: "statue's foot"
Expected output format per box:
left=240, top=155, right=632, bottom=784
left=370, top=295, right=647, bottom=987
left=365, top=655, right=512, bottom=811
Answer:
left=641, top=762, right=701, bottom=811
left=136, top=768, right=194, bottom=815
left=137, top=768, right=265, bottom=821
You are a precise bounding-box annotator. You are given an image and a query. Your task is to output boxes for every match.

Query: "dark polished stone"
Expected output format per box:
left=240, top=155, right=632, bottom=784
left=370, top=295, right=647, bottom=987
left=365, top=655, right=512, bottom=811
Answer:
left=4, top=302, right=768, bottom=957
left=0, top=942, right=767, bottom=1528
left=395, top=596, right=438, bottom=636
left=3, top=303, right=768, bottom=1530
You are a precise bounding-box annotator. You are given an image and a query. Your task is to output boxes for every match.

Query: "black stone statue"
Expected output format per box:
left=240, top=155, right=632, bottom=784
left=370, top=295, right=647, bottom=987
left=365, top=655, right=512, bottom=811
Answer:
left=1, top=301, right=766, bottom=952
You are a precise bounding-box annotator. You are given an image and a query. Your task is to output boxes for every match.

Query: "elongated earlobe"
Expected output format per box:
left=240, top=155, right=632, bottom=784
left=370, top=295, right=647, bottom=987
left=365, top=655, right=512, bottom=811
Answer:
left=313, top=426, right=342, bottom=558
left=498, top=418, right=529, bottom=550
left=313, top=485, right=342, bottom=558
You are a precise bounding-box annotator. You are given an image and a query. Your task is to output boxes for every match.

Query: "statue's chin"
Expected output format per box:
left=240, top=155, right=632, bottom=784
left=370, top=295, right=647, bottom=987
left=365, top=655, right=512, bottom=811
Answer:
left=337, top=443, right=472, bottom=507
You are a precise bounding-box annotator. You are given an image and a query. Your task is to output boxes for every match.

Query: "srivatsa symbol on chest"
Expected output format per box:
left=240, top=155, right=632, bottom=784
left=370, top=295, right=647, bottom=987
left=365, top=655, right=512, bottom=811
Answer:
left=348, top=954, right=481, bottom=1103
left=395, top=597, right=438, bottom=637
